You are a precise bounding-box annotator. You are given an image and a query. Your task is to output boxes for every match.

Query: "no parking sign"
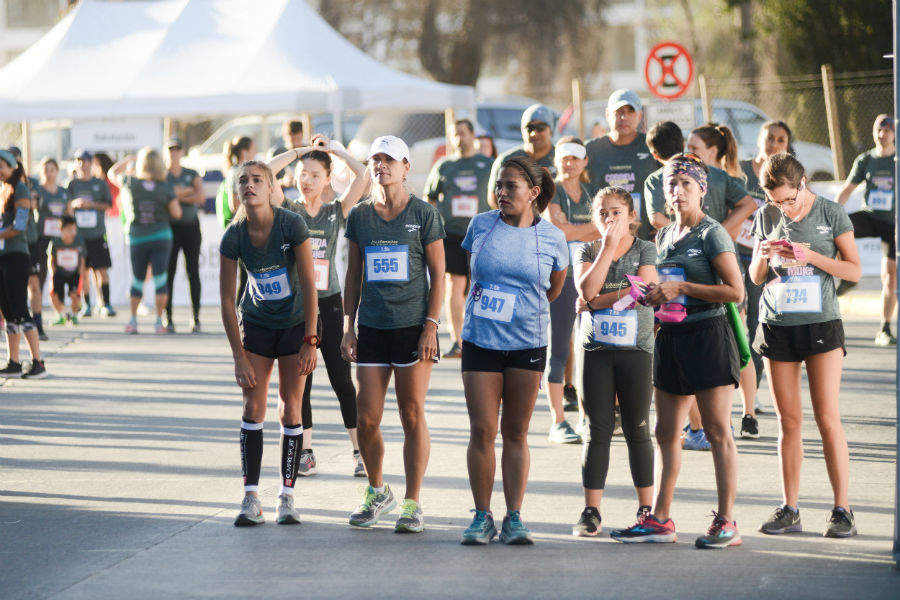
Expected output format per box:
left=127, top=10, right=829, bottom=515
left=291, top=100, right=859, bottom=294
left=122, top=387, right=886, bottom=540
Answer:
left=644, top=42, right=694, bottom=100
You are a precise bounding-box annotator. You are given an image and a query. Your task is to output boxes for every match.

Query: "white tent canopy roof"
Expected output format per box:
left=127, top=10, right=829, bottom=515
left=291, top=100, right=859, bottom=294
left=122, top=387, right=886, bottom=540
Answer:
left=0, top=0, right=475, bottom=121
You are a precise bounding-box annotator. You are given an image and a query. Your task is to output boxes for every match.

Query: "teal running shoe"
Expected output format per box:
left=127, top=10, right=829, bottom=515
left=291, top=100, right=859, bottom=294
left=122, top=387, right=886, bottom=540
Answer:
left=349, top=485, right=396, bottom=527
left=499, top=510, right=534, bottom=545
left=461, top=509, right=497, bottom=545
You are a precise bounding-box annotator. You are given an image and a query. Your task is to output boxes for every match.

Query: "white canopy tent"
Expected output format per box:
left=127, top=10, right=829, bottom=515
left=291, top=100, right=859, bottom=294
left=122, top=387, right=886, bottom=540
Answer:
left=0, top=0, right=475, bottom=139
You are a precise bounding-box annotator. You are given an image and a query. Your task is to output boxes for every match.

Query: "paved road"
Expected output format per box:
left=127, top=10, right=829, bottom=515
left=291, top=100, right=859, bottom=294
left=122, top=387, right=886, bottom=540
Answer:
left=1, top=311, right=898, bottom=599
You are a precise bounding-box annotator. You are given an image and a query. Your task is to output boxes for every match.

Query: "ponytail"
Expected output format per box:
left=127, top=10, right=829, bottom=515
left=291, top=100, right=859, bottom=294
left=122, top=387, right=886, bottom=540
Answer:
left=501, top=155, right=556, bottom=214
left=224, top=136, right=254, bottom=170
left=692, top=124, right=742, bottom=179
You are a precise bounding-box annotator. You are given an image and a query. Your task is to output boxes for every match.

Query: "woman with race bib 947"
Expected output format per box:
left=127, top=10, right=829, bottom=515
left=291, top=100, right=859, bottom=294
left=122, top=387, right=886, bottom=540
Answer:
left=749, top=153, right=860, bottom=538
left=460, top=155, right=568, bottom=546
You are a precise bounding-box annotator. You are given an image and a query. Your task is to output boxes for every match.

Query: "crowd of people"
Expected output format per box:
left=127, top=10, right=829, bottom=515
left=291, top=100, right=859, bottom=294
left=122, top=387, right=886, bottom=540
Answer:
left=1, top=92, right=891, bottom=547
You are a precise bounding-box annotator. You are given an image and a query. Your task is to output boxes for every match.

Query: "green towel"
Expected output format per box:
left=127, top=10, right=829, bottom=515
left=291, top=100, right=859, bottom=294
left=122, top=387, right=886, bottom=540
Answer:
left=215, top=179, right=233, bottom=229
left=725, top=301, right=751, bottom=369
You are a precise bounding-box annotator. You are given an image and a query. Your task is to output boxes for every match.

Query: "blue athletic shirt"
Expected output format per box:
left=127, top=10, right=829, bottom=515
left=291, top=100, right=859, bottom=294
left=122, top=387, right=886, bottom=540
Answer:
left=461, top=210, right=569, bottom=351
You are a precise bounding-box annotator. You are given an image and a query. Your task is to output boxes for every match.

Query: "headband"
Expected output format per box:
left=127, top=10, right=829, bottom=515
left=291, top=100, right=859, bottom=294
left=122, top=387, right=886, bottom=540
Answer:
left=0, top=149, right=17, bottom=169
left=663, top=155, right=708, bottom=194
left=556, top=143, right=586, bottom=160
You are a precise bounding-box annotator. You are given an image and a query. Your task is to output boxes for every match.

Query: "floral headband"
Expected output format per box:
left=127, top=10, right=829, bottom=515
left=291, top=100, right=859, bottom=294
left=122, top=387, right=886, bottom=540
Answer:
left=663, top=153, right=708, bottom=194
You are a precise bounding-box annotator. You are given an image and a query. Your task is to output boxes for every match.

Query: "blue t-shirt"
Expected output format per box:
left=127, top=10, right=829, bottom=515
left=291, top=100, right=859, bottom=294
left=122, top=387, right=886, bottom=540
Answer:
left=461, top=211, right=569, bottom=350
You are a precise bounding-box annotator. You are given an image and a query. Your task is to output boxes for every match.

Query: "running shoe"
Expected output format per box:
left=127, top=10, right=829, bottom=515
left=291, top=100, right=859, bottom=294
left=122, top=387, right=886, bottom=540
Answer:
left=695, top=511, right=742, bottom=549
left=499, top=510, right=534, bottom=545
left=234, top=495, right=265, bottom=527
left=101, top=304, right=117, bottom=317
left=824, top=507, right=857, bottom=538
left=349, top=485, right=396, bottom=527
left=191, top=320, right=201, bottom=334
left=297, top=449, right=317, bottom=476
left=69, top=314, right=79, bottom=326
left=37, top=329, right=49, bottom=342
left=51, top=315, right=67, bottom=326
left=154, top=318, right=166, bottom=335
left=394, top=499, right=424, bottom=533
left=353, top=450, right=366, bottom=477
left=461, top=509, right=497, bottom=545
left=563, top=384, right=579, bottom=411
left=548, top=420, right=581, bottom=444
left=165, top=321, right=176, bottom=334
left=682, top=427, right=711, bottom=451
left=22, top=360, right=47, bottom=379
left=441, top=341, right=462, bottom=359
left=875, top=331, right=897, bottom=346
left=276, top=493, right=301, bottom=525
left=0, top=361, right=23, bottom=378
left=740, top=414, right=760, bottom=439
left=610, top=513, right=676, bottom=543
left=759, top=505, right=802, bottom=534
left=125, top=319, right=138, bottom=335
left=81, top=304, right=92, bottom=318
left=572, top=507, right=602, bottom=537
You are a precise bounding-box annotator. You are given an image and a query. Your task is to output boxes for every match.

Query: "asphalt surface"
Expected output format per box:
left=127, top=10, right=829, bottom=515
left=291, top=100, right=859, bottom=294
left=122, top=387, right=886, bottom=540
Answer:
left=1, top=307, right=898, bottom=599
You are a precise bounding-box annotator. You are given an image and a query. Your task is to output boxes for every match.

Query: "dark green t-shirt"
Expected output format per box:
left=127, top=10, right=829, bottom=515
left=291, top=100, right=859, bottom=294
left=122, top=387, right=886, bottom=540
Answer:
left=166, top=167, right=201, bottom=225
left=23, top=178, right=39, bottom=245
left=551, top=180, right=595, bottom=277
left=645, top=165, right=747, bottom=227
left=751, top=196, right=853, bottom=326
left=655, top=215, right=735, bottom=323
left=734, top=159, right=768, bottom=255
left=848, top=149, right=895, bottom=223
left=577, top=237, right=656, bottom=353
left=287, top=199, right=345, bottom=299
left=585, top=133, right=660, bottom=239
left=487, top=146, right=557, bottom=204
left=0, top=182, right=31, bottom=256
left=119, top=176, right=175, bottom=239
left=220, top=207, right=311, bottom=329
left=344, top=195, right=445, bottom=329
left=48, top=236, right=87, bottom=273
left=423, top=154, right=493, bottom=236
left=37, top=184, right=69, bottom=240
left=66, top=177, right=111, bottom=240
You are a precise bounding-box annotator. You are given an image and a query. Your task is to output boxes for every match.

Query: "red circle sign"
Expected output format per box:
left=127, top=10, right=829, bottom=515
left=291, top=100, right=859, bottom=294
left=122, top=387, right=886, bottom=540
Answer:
left=644, top=42, right=694, bottom=100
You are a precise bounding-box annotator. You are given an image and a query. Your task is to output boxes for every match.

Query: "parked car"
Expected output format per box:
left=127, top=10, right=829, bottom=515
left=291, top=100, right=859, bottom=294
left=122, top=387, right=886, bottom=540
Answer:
left=580, top=98, right=835, bottom=181
left=346, top=101, right=575, bottom=191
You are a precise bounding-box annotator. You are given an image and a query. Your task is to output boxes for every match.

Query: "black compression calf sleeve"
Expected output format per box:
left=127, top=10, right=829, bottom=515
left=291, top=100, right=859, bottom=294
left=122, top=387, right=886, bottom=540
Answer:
left=101, top=282, right=111, bottom=306
left=240, top=421, right=263, bottom=491
left=280, top=424, right=302, bottom=494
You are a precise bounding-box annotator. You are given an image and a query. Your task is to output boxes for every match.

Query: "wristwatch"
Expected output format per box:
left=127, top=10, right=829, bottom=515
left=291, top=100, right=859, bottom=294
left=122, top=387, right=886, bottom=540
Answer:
left=303, top=334, right=321, bottom=348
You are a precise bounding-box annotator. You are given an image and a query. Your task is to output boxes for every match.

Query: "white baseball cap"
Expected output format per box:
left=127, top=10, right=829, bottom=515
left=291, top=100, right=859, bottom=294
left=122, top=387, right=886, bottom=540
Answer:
left=367, top=135, right=410, bottom=163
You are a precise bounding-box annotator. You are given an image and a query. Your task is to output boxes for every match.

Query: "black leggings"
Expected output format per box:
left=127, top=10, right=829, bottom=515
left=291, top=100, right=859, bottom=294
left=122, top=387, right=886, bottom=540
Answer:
left=165, top=220, right=202, bottom=320
left=0, top=252, right=33, bottom=323
left=581, top=349, right=654, bottom=490
left=301, top=293, right=357, bottom=430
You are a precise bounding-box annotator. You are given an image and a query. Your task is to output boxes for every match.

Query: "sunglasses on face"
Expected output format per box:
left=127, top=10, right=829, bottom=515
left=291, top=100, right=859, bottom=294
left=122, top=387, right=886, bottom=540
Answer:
left=525, top=123, right=549, bottom=133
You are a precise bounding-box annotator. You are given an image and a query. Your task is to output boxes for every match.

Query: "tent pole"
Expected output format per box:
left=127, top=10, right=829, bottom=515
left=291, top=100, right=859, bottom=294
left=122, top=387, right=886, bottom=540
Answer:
left=892, top=0, right=900, bottom=572
left=21, top=121, right=32, bottom=172
left=300, top=113, right=312, bottom=146
left=163, top=118, right=173, bottom=144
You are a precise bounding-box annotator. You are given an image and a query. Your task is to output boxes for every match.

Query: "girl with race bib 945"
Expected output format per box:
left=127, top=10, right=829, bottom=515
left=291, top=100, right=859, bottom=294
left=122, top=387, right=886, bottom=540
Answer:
left=341, top=135, right=445, bottom=534
left=573, top=186, right=657, bottom=538
left=749, top=153, right=861, bottom=538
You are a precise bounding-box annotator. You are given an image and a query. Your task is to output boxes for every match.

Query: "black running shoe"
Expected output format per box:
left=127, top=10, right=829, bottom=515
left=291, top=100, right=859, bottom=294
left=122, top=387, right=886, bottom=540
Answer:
left=740, top=414, right=759, bottom=439
left=835, top=279, right=857, bottom=297
left=572, top=507, right=601, bottom=537
left=22, top=360, right=47, bottom=379
left=824, top=507, right=857, bottom=538
left=563, top=384, right=579, bottom=411
left=0, top=360, right=23, bottom=378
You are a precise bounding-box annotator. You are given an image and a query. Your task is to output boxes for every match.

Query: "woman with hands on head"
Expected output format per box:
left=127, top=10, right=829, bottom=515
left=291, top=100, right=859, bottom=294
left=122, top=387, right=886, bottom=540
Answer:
left=572, top=187, right=657, bottom=538
left=616, top=153, right=745, bottom=549
left=340, top=135, right=445, bottom=534
left=749, top=153, right=860, bottom=538
left=268, top=134, right=370, bottom=478
left=219, top=160, right=319, bottom=528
